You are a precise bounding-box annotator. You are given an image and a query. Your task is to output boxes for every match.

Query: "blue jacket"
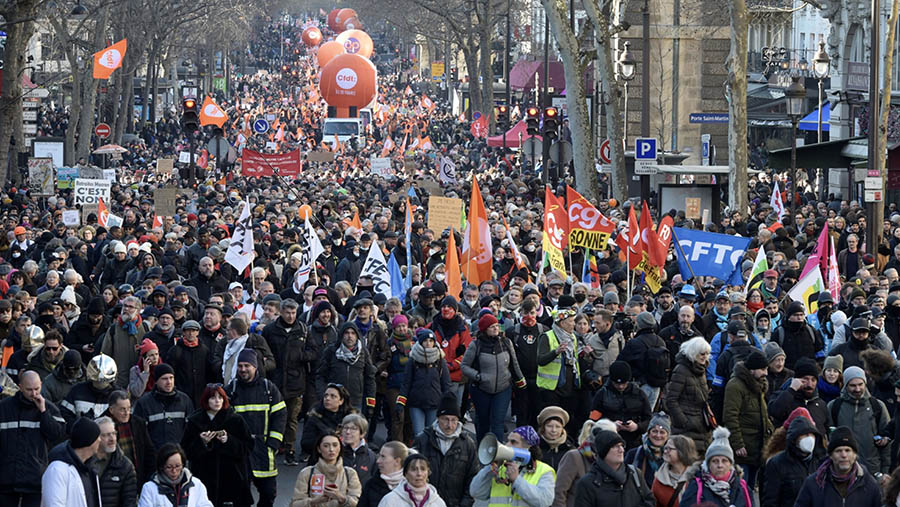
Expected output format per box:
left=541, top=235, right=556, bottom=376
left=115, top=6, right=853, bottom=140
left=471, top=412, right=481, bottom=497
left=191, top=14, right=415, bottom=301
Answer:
left=707, top=331, right=761, bottom=381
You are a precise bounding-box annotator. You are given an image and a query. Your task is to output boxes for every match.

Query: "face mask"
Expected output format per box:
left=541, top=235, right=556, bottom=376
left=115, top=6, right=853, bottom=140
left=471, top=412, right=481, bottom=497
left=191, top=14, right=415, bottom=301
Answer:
left=464, top=298, right=478, bottom=307
left=430, top=248, right=439, bottom=256
left=574, top=293, right=586, bottom=303
left=525, top=245, right=536, bottom=253
left=798, top=435, right=815, bottom=453
left=667, top=253, right=675, bottom=262
left=522, top=315, right=537, bottom=327
left=435, top=273, right=446, bottom=282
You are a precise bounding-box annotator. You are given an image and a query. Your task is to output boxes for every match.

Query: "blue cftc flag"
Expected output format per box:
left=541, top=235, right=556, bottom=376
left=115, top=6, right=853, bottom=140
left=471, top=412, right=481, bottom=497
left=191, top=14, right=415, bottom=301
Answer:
left=673, top=227, right=751, bottom=285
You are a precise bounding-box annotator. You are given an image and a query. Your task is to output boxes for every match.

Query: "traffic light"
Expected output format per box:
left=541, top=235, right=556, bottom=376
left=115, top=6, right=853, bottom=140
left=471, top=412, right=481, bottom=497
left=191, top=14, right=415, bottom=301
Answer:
left=542, top=107, right=559, bottom=140
left=497, top=105, right=509, bottom=127
left=181, top=98, right=199, bottom=134
left=526, top=106, right=540, bottom=136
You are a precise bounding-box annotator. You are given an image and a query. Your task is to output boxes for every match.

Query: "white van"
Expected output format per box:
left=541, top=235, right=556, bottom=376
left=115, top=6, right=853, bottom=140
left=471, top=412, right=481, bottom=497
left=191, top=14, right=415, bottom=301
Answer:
left=322, top=117, right=363, bottom=146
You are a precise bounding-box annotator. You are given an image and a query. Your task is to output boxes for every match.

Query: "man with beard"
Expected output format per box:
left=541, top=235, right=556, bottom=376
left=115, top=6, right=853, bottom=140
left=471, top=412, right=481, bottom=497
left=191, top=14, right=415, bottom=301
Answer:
left=93, top=416, right=137, bottom=507
left=213, top=317, right=274, bottom=385
left=772, top=301, right=825, bottom=370
left=409, top=286, right=438, bottom=323
left=335, top=237, right=365, bottom=286
left=183, top=227, right=210, bottom=278
left=188, top=257, right=228, bottom=303
left=651, top=287, right=676, bottom=325
left=99, top=296, right=148, bottom=388
left=769, top=358, right=830, bottom=430
left=722, top=349, right=774, bottom=489
left=827, top=366, right=891, bottom=479
left=807, top=291, right=834, bottom=333
left=145, top=307, right=178, bottom=359
left=760, top=269, right=781, bottom=301
left=132, top=363, right=193, bottom=448
left=794, top=426, right=882, bottom=506
left=658, top=305, right=701, bottom=370
left=42, top=350, right=85, bottom=403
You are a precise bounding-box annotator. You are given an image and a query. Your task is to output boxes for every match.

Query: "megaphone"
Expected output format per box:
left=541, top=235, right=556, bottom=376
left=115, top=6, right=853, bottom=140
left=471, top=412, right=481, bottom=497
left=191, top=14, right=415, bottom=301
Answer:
left=477, top=434, right=531, bottom=466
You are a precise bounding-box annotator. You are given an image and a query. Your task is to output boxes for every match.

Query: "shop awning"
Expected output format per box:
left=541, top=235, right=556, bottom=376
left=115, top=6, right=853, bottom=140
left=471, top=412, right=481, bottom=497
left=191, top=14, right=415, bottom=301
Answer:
left=798, top=102, right=830, bottom=131
left=509, top=60, right=568, bottom=91
left=486, top=120, right=541, bottom=147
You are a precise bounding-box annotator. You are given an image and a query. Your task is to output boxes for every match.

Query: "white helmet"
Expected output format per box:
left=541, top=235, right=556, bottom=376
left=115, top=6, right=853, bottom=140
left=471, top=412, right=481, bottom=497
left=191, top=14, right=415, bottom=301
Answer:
left=86, top=354, right=117, bottom=383
left=22, top=325, right=44, bottom=350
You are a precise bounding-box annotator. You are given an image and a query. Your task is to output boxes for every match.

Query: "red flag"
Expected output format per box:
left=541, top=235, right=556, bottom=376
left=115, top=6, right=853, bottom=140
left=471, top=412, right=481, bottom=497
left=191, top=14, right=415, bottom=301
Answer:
left=470, top=115, right=489, bottom=138
left=615, top=205, right=642, bottom=266
left=98, top=198, right=109, bottom=227
left=640, top=201, right=665, bottom=267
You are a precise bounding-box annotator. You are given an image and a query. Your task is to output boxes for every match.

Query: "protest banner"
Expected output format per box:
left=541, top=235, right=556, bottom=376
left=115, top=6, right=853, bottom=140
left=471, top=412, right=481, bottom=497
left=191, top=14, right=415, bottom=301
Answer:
left=307, top=151, right=335, bottom=163
left=673, top=227, right=751, bottom=285
left=427, top=196, right=464, bottom=235
left=74, top=178, right=111, bottom=205
left=370, top=157, right=392, bottom=177
left=28, top=158, right=55, bottom=196
left=241, top=149, right=301, bottom=177
left=156, top=158, right=174, bottom=175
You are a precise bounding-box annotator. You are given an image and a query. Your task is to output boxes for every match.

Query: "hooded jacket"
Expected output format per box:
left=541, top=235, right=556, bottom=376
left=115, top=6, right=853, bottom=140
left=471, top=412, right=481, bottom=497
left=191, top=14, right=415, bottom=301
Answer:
left=827, top=383, right=891, bottom=474
left=762, top=416, right=820, bottom=507
left=25, top=343, right=68, bottom=380
left=663, top=353, right=711, bottom=452
left=722, top=362, right=774, bottom=465
left=315, top=322, right=377, bottom=412
left=42, top=362, right=86, bottom=404
left=41, top=442, right=102, bottom=507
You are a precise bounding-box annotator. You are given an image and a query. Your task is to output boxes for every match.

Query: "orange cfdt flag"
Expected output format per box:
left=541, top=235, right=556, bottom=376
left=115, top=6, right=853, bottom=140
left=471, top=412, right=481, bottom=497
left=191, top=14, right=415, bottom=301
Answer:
left=199, top=96, right=228, bottom=127
left=93, top=39, right=127, bottom=79
left=460, top=175, right=492, bottom=287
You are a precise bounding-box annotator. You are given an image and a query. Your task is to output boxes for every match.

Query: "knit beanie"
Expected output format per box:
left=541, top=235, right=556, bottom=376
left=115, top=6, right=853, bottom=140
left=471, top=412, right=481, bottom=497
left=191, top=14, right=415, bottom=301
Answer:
left=705, top=427, right=734, bottom=465
left=783, top=407, right=815, bottom=429
left=827, top=426, right=859, bottom=454
left=237, top=348, right=258, bottom=368
left=648, top=412, right=671, bottom=434
left=590, top=428, right=625, bottom=460
left=478, top=314, right=498, bottom=333
left=609, top=361, right=632, bottom=383
left=763, top=342, right=786, bottom=364
left=787, top=300, right=806, bottom=317
left=744, top=349, right=769, bottom=370
left=635, top=312, right=656, bottom=332
left=70, top=417, right=101, bottom=449
left=843, top=366, right=866, bottom=385
left=153, top=363, right=174, bottom=379
left=139, top=338, right=158, bottom=357
left=391, top=315, right=409, bottom=328
left=794, top=357, right=820, bottom=379
left=440, top=295, right=459, bottom=312
left=436, top=392, right=460, bottom=418
left=823, top=355, right=843, bottom=373
left=63, top=349, right=82, bottom=369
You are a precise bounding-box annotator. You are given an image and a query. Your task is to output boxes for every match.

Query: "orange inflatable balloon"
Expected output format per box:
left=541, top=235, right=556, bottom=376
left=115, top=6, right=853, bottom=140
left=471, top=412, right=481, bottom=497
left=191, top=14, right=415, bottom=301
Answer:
left=299, top=204, right=312, bottom=220
left=335, top=8, right=357, bottom=28
left=327, top=9, right=341, bottom=31
left=335, top=30, right=373, bottom=58
left=302, top=27, right=323, bottom=47
left=317, top=41, right=345, bottom=68
left=319, top=53, right=377, bottom=109
left=341, top=16, right=362, bottom=31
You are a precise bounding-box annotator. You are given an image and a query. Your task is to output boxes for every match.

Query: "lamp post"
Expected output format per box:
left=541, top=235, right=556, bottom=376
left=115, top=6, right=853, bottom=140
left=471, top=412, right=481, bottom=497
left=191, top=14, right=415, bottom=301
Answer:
left=617, top=42, right=635, bottom=149
left=785, top=76, right=807, bottom=220
left=812, top=41, right=831, bottom=201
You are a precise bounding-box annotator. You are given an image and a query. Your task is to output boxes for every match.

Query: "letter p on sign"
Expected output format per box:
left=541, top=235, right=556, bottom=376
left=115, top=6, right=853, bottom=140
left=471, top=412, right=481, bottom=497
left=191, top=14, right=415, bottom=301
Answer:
left=635, top=138, right=657, bottom=160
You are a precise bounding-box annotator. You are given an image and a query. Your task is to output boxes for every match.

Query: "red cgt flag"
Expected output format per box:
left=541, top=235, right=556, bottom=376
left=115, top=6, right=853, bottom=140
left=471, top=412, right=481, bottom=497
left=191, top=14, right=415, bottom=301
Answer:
left=615, top=205, right=643, bottom=266
left=470, top=114, right=489, bottom=139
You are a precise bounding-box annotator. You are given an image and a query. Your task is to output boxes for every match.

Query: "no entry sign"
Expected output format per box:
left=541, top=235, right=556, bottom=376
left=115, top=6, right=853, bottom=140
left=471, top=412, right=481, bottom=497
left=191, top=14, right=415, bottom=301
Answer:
left=95, top=123, right=111, bottom=139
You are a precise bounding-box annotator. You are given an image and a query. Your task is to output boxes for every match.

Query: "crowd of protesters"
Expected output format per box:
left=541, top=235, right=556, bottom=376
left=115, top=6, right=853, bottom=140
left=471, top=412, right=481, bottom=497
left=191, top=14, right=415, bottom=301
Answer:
left=6, top=9, right=900, bottom=507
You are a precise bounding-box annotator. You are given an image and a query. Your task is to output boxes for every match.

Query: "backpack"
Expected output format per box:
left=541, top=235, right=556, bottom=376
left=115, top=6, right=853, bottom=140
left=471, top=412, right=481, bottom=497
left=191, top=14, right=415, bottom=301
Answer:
left=830, top=396, right=884, bottom=434
left=643, top=337, right=671, bottom=387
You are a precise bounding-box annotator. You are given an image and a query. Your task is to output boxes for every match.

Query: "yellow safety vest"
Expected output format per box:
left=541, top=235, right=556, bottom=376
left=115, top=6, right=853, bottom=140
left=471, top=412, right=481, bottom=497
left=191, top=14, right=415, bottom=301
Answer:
left=488, top=460, right=555, bottom=507
left=536, top=330, right=579, bottom=391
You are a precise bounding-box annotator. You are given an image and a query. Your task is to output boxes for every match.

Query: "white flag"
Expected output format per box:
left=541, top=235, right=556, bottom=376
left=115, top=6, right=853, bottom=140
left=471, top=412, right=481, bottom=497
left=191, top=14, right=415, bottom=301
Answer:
left=224, top=202, right=255, bottom=272
left=787, top=266, right=825, bottom=315
left=293, top=217, right=324, bottom=292
left=770, top=181, right=786, bottom=220
left=360, top=242, right=392, bottom=300
left=439, top=156, right=457, bottom=185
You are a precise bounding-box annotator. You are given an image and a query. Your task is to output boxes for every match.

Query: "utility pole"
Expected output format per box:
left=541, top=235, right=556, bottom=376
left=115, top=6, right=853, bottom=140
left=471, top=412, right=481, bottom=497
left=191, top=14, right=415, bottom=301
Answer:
left=867, top=0, right=882, bottom=250
left=641, top=0, right=651, bottom=205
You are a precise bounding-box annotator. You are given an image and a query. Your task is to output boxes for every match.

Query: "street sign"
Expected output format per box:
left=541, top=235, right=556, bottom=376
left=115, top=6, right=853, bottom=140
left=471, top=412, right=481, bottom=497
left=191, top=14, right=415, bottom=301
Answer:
left=23, top=110, right=36, bottom=122
left=599, top=139, right=611, bottom=164
left=635, top=138, right=657, bottom=160
left=549, top=141, right=573, bottom=165
left=635, top=161, right=658, bottom=175
left=95, top=123, right=111, bottom=139
left=253, top=119, right=269, bottom=134
left=521, top=138, right=541, bottom=160
left=207, top=136, right=231, bottom=164
left=865, top=190, right=883, bottom=202
left=865, top=177, right=883, bottom=190
left=689, top=113, right=729, bottom=123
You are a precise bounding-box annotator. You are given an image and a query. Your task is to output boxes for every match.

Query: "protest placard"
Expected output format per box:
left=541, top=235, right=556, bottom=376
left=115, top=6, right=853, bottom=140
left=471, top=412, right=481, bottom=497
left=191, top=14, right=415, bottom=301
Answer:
left=427, top=196, right=464, bottom=235
left=154, top=188, right=180, bottom=217
left=74, top=179, right=111, bottom=205
left=156, top=159, right=174, bottom=175
left=370, top=157, right=392, bottom=177
left=62, top=210, right=80, bottom=227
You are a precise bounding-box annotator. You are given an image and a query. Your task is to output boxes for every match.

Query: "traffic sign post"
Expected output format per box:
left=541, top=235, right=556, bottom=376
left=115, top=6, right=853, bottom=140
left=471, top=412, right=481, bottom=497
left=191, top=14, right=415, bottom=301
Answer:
left=701, top=134, right=710, bottom=166
left=634, top=138, right=658, bottom=177
left=253, top=119, right=270, bottom=134
left=599, top=139, right=611, bottom=164
left=95, top=123, right=111, bottom=139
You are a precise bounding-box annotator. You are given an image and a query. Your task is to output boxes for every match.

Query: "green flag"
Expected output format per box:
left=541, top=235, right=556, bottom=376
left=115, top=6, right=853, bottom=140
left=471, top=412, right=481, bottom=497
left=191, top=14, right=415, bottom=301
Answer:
left=744, top=245, right=768, bottom=295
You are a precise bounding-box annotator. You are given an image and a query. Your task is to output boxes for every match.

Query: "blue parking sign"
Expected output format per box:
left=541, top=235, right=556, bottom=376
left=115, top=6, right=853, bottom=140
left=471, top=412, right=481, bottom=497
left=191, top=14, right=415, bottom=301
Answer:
left=635, top=138, right=657, bottom=160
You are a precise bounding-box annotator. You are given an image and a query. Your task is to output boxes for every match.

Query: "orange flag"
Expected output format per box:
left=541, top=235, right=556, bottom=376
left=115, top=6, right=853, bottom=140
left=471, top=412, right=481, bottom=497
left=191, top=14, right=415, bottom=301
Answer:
left=199, top=96, right=228, bottom=127
left=98, top=198, right=109, bottom=227
left=460, top=175, right=492, bottom=287
left=93, top=39, right=127, bottom=79
left=350, top=211, right=363, bottom=231
left=445, top=227, right=463, bottom=298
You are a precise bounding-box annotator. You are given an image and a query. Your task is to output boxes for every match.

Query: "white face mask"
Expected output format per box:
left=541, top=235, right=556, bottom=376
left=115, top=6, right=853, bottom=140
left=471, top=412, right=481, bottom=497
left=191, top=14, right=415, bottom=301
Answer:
left=798, top=435, right=815, bottom=453
left=435, top=273, right=446, bottom=282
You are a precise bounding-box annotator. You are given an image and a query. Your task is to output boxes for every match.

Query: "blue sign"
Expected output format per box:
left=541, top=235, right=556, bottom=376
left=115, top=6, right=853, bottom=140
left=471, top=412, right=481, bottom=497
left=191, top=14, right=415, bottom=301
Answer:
left=635, top=138, right=657, bottom=160
left=689, top=113, right=729, bottom=123
left=673, top=227, right=751, bottom=285
left=253, top=119, right=269, bottom=134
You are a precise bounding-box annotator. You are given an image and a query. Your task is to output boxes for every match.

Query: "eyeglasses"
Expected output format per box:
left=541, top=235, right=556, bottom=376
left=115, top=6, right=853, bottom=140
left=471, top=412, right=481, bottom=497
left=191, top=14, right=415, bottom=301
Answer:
left=163, top=464, right=183, bottom=471
left=663, top=446, right=676, bottom=452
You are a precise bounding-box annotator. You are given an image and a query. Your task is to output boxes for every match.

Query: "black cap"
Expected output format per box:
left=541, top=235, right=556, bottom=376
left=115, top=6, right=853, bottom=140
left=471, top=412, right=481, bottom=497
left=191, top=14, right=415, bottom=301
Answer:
left=609, top=361, right=632, bottom=383
left=436, top=392, right=460, bottom=418
left=827, top=426, right=859, bottom=454
left=744, top=349, right=768, bottom=370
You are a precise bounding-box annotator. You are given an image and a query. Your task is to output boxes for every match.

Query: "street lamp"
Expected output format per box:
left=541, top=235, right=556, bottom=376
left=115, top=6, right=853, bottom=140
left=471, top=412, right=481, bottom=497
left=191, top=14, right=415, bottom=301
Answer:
left=812, top=41, right=831, bottom=143
left=785, top=76, right=807, bottom=220
left=617, top=42, right=636, bottom=146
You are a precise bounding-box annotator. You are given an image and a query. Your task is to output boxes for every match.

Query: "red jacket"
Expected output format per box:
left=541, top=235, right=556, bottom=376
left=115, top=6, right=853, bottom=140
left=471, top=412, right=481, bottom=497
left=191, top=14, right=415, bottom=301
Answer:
left=429, top=314, right=472, bottom=383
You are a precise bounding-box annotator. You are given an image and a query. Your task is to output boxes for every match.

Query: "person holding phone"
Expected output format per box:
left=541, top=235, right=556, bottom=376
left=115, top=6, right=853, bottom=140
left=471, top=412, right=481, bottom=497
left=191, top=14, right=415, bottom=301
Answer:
left=291, top=433, right=362, bottom=506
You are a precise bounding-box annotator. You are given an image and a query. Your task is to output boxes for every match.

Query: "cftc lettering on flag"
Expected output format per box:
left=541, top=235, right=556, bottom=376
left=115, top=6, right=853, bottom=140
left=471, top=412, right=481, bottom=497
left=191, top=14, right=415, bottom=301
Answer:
left=360, top=244, right=392, bottom=299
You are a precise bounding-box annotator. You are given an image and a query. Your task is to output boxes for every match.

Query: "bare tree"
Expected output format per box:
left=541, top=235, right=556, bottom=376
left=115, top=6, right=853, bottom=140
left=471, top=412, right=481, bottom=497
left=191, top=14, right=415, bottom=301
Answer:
left=0, top=0, right=40, bottom=183
left=726, top=0, right=749, bottom=215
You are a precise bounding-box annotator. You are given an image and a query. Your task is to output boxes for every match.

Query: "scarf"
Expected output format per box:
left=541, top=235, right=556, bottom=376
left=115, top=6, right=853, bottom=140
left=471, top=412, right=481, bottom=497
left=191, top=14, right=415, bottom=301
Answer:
left=222, top=335, right=249, bottom=383
left=432, top=418, right=462, bottom=455
left=712, top=307, right=728, bottom=331
left=154, top=469, right=193, bottom=507
left=655, top=462, right=687, bottom=488
left=814, top=457, right=860, bottom=491
left=640, top=434, right=664, bottom=474
left=382, top=470, right=404, bottom=489
left=542, top=428, right=568, bottom=449
left=577, top=440, right=594, bottom=463
left=336, top=341, right=362, bottom=364
left=118, top=314, right=142, bottom=336
left=592, top=458, right=626, bottom=484
left=354, top=318, right=372, bottom=337
left=551, top=323, right=575, bottom=364
left=747, top=300, right=764, bottom=314
left=403, top=482, right=430, bottom=507
left=410, top=342, right=441, bottom=364
left=699, top=462, right=735, bottom=503
left=391, top=335, right=412, bottom=368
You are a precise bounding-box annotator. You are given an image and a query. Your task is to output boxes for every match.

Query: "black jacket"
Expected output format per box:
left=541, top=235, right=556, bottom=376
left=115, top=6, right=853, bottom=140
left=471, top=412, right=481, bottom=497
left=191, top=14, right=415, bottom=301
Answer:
left=132, top=387, right=194, bottom=448
left=412, top=426, right=479, bottom=507
left=590, top=380, right=652, bottom=449
left=342, top=443, right=377, bottom=485
left=315, top=323, right=377, bottom=412
left=618, top=329, right=668, bottom=387
left=165, top=340, right=213, bottom=406
left=0, top=392, right=66, bottom=493
left=60, top=381, right=116, bottom=430
left=774, top=320, right=824, bottom=369
left=225, top=373, right=286, bottom=476
left=300, top=404, right=354, bottom=461
left=261, top=316, right=311, bottom=397
left=762, top=416, right=821, bottom=507
left=793, top=461, right=882, bottom=507
left=187, top=272, right=228, bottom=303
left=112, top=414, right=155, bottom=486
left=357, top=473, right=392, bottom=507
left=768, top=386, right=831, bottom=431
left=66, top=314, right=111, bottom=364
left=181, top=407, right=254, bottom=507
left=97, top=448, right=137, bottom=507
left=574, top=460, right=654, bottom=507
left=41, top=363, right=85, bottom=404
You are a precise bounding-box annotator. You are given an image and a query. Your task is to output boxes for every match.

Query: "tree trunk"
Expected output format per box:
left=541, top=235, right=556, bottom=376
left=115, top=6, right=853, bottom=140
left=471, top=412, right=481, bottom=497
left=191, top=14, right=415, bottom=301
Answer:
left=461, top=44, right=481, bottom=115
left=726, top=0, right=749, bottom=215
left=542, top=0, right=599, bottom=200
left=875, top=0, right=898, bottom=243
left=584, top=0, right=628, bottom=200
left=478, top=17, right=494, bottom=130
left=76, top=7, right=109, bottom=163
left=0, top=3, right=38, bottom=184
left=140, top=41, right=157, bottom=127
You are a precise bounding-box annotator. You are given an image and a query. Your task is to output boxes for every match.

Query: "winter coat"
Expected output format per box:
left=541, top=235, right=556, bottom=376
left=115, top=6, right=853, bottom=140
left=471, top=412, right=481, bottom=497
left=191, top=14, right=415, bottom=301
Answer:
left=41, top=363, right=85, bottom=404
left=553, top=449, right=591, bottom=507
left=60, top=381, right=116, bottom=429
left=679, top=463, right=755, bottom=507
left=429, top=314, right=472, bottom=383
left=225, top=372, right=286, bottom=477
left=618, top=329, right=668, bottom=387
left=624, top=444, right=664, bottom=490
left=590, top=380, right=652, bottom=450
left=41, top=442, right=102, bottom=507
left=793, top=461, right=882, bottom=507
left=165, top=340, right=213, bottom=407
left=722, top=363, right=774, bottom=465
left=289, top=458, right=362, bottom=507
left=461, top=334, right=525, bottom=394
left=145, top=327, right=178, bottom=361
left=342, top=443, right=377, bottom=485
left=261, top=316, right=309, bottom=396
left=97, top=448, right=137, bottom=507
left=761, top=416, right=820, bottom=507
left=767, top=385, right=831, bottom=431
left=827, top=385, right=892, bottom=475
left=25, top=344, right=67, bottom=380
left=66, top=313, right=111, bottom=364
left=100, top=317, right=150, bottom=388
left=137, top=470, right=214, bottom=507
left=412, top=426, right=480, bottom=507
left=401, top=345, right=450, bottom=410
left=828, top=337, right=872, bottom=370
left=377, top=481, right=447, bottom=507
left=772, top=320, right=824, bottom=370
left=315, top=324, right=377, bottom=412
left=300, top=404, right=354, bottom=461
left=0, top=391, right=66, bottom=493
left=511, top=322, right=548, bottom=382
left=358, top=474, right=392, bottom=507
left=132, top=387, right=194, bottom=449
left=211, top=333, right=275, bottom=383
left=181, top=407, right=254, bottom=507
left=663, top=353, right=711, bottom=452
left=574, top=460, right=655, bottom=507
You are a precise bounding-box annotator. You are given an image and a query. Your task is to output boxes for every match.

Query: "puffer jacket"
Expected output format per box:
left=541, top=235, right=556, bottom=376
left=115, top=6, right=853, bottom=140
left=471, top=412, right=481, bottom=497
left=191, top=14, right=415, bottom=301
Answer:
left=0, top=391, right=66, bottom=493
left=132, top=387, right=195, bottom=449
left=663, top=353, right=711, bottom=452
left=97, top=448, right=137, bottom=507
left=429, top=313, right=472, bottom=383
left=342, top=442, right=377, bottom=484
left=315, top=322, right=377, bottom=412
left=41, top=363, right=85, bottom=404
left=460, top=334, right=525, bottom=394
left=401, top=344, right=450, bottom=410
left=574, top=460, right=655, bottom=507
left=722, top=363, right=774, bottom=465
left=762, top=416, right=820, bottom=507
left=412, top=425, right=480, bottom=507
left=165, top=339, right=212, bottom=406
left=679, top=463, right=755, bottom=507
left=590, top=380, right=652, bottom=450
